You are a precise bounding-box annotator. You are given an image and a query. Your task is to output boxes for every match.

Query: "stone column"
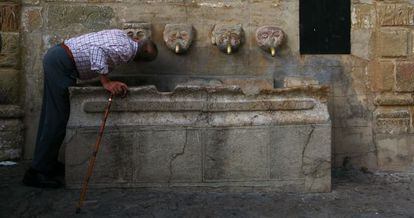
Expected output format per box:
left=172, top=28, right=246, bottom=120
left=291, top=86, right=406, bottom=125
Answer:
left=0, top=2, right=24, bottom=161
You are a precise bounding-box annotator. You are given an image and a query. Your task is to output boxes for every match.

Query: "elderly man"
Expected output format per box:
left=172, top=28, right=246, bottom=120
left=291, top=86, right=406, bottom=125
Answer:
left=23, top=29, right=158, bottom=188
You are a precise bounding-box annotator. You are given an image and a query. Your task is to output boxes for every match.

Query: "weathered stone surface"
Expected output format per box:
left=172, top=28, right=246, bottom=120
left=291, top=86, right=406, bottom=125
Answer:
left=0, top=69, right=19, bottom=104
left=333, top=126, right=377, bottom=169
left=66, top=85, right=331, bottom=192
left=270, top=125, right=331, bottom=192
left=0, top=117, right=23, bottom=161
left=0, top=3, right=20, bottom=32
left=47, top=5, right=114, bottom=31
left=283, top=76, right=319, bottom=88
left=374, top=108, right=410, bottom=134
left=332, top=95, right=371, bottom=128
left=376, top=134, right=414, bottom=171
left=334, top=126, right=374, bottom=155
left=0, top=32, right=19, bottom=67
left=221, top=79, right=273, bottom=95
left=378, top=28, right=409, bottom=57
left=65, top=130, right=134, bottom=185
left=351, top=29, right=372, bottom=60
left=369, top=60, right=394, bottom=92
left=352, top=4, right=375, bottom=29
left=374, top=93, right=414, bottom=106
left=69, top=85, right=329, bottom=127
left=22, top=0, right=40, bottom=5
left=204, top=128, right=269, bottom=181
left=377, top=3, right=414, bottom=26
left=21, top=7, right=43, bottom=32
left=395, top=61, right=414, bottom=92
left=134, top=129, right=202, bottom=183
left=0, top=105, right=24, bottom=118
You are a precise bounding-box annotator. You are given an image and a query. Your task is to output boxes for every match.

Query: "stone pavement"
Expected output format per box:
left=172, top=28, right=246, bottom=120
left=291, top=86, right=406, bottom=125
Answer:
left=1, top=161, right=414, bottom=217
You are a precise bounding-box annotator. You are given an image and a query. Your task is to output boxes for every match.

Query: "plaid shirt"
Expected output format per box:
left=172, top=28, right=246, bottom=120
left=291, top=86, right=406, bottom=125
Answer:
left=64, top=29, right=139, bottom=80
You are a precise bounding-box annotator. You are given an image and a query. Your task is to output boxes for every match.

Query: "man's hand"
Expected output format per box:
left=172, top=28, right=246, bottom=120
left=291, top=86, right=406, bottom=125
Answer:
left=100, top=75, right=128, bottom=97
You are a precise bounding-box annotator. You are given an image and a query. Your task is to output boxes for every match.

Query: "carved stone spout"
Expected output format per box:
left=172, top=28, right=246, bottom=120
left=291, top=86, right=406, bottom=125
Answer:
left=256, top=26, right=285, bottom=57
left=211, top=24, right=244, bottom=55
left=163, top=24, right=194, bottom=54
left=122, top=22, right=152, bottom=40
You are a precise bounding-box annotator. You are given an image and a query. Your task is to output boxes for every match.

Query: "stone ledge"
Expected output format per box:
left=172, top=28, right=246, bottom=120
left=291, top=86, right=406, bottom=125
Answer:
left=374, top=93, right=414, bottom=106
left=0, top=105, right=23, bottom=118
left=374, top=108, right=410, bottom=134
left=83, top=99, right=316, bottom=113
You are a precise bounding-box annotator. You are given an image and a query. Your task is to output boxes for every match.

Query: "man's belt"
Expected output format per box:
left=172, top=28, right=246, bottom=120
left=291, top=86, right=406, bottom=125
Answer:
left=60, top=43, right=76, bottom=66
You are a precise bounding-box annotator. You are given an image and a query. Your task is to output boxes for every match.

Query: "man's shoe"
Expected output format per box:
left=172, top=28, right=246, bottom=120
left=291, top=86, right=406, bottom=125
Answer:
left=22, top=168, right=63, bottom=188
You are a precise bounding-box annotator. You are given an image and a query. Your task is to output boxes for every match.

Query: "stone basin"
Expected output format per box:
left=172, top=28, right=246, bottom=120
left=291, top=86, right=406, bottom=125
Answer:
left=65, top=83, right=331, bottom=192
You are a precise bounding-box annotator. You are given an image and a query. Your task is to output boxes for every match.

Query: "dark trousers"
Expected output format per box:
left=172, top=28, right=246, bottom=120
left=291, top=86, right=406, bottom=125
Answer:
left=31, top=45, right=78, bottom=173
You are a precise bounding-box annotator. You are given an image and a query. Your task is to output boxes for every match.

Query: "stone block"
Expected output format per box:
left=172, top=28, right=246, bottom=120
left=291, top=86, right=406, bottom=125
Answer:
left=204, top=128, right=269, bottom=181
left=221, top=79, right=273, bottom=95
left=334, top=152, right=377, bottom=169
left=21, top=7, right=43, bottom=32
left=0, top=114, right=24, bottom=161
left=369, top=60, right=394, bottom=92
left=47, top=5, right=114, bottom=31
left=374, top=108, right=410, bottom=134
left=334, top=126, right=374, bottom=155
left=377, top=3, right=414, bottom=26
left=22, top=0, right=40, bottom=5
left=269, top=125, right=331, bottom=193
left=378, top=28, right=409, bottom=57
left=0, top=105, right=24, bottom=118
left=332, top=66, right=370, bottom=97
left=352, top=4, right=375, bottom=29
left=351, top=29, right=372, bottom=60
left=65, top=130, right=134, bottom=185
left=0, top=3, right=20, bottom=32
left=0, top=32, right=19, bottom=67
left=283, top=76, right=319, bottom=88
left=332, top=96, right=371, bottom=128
left=134, top=129, right=202, bottom=183
left=395, top=61, right=414, bottom=92
left=0, top=69, right=19, bottom=104
left=376, top=134, right=414, bottom=171
left=374, top=93, right=414, bottom=106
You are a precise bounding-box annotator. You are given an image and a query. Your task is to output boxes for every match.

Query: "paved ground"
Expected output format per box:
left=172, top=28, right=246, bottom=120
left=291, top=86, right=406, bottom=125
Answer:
left=1, top=161, right=414, bottom=218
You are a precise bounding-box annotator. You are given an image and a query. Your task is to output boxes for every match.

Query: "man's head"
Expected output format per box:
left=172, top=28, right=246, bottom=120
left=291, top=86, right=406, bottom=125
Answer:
left=134, top=39, right=158, bottom=62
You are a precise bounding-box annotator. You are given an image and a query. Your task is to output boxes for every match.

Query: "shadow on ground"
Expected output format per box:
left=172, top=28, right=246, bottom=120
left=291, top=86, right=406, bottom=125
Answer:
left=1, top=161, right=414, bottom=217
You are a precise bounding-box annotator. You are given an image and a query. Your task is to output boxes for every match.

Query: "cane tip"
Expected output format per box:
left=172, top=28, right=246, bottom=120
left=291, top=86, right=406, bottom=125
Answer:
left=76, top=207, right=81, bottom=214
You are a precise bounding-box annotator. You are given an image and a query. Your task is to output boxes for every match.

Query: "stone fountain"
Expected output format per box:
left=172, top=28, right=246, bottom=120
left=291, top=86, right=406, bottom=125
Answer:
left=65, top=24, right=331, bottom=192
left=65, top=82, right=331, bottom=192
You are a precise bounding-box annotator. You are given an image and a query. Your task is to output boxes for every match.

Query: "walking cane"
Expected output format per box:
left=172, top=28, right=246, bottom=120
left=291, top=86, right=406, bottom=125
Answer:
left=76, top=93, right=114, bottom=214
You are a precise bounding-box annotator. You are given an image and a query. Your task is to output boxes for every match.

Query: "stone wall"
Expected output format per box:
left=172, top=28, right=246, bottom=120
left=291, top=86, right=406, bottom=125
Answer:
left=0, top=2, right=24, bottom=161
left=17, top=0, right=414, bottom=172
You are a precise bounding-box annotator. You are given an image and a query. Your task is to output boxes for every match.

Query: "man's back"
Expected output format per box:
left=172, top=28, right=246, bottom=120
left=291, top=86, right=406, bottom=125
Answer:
left=64, top=29, right=139, bottom=80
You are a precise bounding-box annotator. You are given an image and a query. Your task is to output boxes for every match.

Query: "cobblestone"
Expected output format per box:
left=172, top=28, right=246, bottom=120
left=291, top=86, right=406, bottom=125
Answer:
left=1, top=162, right=414, bottom=217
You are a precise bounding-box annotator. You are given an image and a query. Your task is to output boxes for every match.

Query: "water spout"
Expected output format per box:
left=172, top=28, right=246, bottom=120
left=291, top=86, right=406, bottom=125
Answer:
left=227, top=44, right=232, bottom=55
left=270, top=47, right=276, bottom=57
left=175, top=44, right=180, bottom=53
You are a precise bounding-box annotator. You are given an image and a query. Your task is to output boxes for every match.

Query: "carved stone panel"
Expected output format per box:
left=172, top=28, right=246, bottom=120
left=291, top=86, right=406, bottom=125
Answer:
left=163, top=24, right=194, bottom=54
left=0, top=3, right=20, bottom=32
left=256, top=26, right=285, bottom=57
left=122, top=22, right=152, bottom=41
left=211, top=24, right=244, bottom=55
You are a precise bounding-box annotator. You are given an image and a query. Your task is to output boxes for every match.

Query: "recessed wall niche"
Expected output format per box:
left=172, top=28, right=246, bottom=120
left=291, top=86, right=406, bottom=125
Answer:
left=300, top=0, right=350, bottom=54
